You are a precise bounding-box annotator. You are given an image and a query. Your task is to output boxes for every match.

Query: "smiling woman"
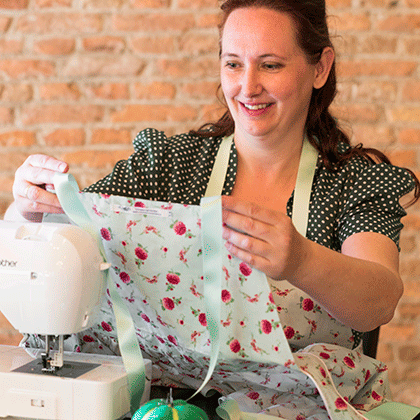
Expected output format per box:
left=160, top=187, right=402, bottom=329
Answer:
left=219, top=8, right=333, bottom=152
left=4, top=0, right=420, bottom=418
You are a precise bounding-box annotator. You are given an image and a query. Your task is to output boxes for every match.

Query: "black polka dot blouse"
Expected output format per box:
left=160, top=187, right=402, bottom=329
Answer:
left=85, top=127, right=415, bottom=252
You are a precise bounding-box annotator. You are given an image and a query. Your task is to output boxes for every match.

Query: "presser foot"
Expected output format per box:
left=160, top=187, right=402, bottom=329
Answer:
left=41, top=334, right=64, bottom=373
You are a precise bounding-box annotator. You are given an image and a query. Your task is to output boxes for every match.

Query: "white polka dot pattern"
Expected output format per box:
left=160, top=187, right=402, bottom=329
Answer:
left=86, top=128, right=413, bottom=253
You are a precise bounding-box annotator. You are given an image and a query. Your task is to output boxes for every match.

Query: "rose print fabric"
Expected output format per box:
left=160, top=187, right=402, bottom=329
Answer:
left=28, top=191, right=392, bottom=420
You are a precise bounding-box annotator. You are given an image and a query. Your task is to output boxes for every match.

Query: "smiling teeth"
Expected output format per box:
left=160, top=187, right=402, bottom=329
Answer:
left=244, top=103, right=270, bottom=110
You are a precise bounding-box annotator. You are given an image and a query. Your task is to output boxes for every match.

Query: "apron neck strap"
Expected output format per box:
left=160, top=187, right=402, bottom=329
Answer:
left=204, top=134, right=319, bottom=237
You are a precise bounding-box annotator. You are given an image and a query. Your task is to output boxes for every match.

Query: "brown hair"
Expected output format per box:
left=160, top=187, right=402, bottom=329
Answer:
left=191, top=0, right=419, bottom=204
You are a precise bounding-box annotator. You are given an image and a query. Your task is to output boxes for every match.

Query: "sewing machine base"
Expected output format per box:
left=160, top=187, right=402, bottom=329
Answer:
left=0, top=345, right=151, bottom=420
left=13, top=358, right=100, bottom=379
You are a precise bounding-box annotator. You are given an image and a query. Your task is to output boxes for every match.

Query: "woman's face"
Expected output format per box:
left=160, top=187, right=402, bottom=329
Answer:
left=220, top=7, right=326, bottom=143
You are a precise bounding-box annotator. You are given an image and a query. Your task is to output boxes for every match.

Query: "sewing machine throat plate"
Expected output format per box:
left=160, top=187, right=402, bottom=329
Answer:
left=13, top=359, right=100, bottom=378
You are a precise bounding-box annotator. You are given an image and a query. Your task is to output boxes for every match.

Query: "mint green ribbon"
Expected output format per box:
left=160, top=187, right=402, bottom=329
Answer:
left=184, top=196, right=223, bottom=400
left=53, top=173, right=146, bottom=416
left=364, top=402, right=420, bottom=420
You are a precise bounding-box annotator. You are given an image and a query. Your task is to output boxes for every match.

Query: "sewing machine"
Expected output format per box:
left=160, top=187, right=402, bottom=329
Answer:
left=0, top=221, right=151, bottom=420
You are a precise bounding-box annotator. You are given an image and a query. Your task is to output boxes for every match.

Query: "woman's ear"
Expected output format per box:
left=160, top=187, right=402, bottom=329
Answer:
left=313, top=47, right=335, bottom=89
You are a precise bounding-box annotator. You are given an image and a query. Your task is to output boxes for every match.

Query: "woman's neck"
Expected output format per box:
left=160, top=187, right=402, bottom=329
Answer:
left=231, top=131, right=305, bottom=212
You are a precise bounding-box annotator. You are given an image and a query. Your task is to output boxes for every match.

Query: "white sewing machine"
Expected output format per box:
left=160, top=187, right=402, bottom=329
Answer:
left=0, top=221, right=151, bottom=420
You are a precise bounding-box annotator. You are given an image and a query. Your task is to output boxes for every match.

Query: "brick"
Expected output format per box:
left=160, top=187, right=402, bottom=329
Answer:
left=154, top=57, right=219, bottom=79
left=356, top=35, right=398, bottom=54
left=398, top=128, right=420, bottom=145
left=111, top=104, right=198, bottom=123
left=387, top=149, right=417, bottom=168
left=335, top=81, right=352, bottom=102
left=388, top=107, right=420, bottom=123
left=86, top=83, right=129, bottom=100
left=179, top=33, right=218, bottom=55
left=337, top=60, right=417, bottom=78
left=403, top=278, right=420, bottom=298
left=401, top=38, right=420, bottom=56
left=398, top=303, right=420, bottom=321
left=0, top=0, right=28, bottom=9
left=33, top=38, right=75, bottom=55
left=15, top=13, right=103, bottom=34
left=0, top=175, right=14, bottom=193
left=82, top=0, right=126, bottom=7
left=359, top=0, right=400, bottom=5
left=133, top=82, right=176, bottom=100
left=0, top=39, right=24, bottom=55
left=39, top=82, right=81, bottom=100
left=326, top=0, right=352, bottom=7
left=331, top=104, right=382, bottom=123
left=0, top=17, right=11, bottom=32
left=130, top=0, right=171, bottom=8
left=82, top=36, right=126, bottom=53
left=402, top=214, right=420, bottom=232
left=328, top=12, right=371, bottom=32
left=62, top=55, right=145, bottom=77
left=400, top=231, right=417, bottom=253
left=21, top=104, right=104, bottom=125
left=112, top=13, right=195, bottom=32
left=197, top=13, right=219, bottom=29
left=379, top=323, right=416, bottom=342
left=333, top=34, right=358, bottom=56
left=0, top=152, right=29, bottom=171
left=0, top=107, right=13, bottom=125
left=43, top=128, right=85, bottom=147
left=177, top=0, right=218, bottom=8
left=0, top=130, right=35, bottom=147
left=402, top=81, right=420, bottom=102
left=400, top=258, right=420, bottom=279
left=399, top=345, right=420, bottom=362
left=351, top=125, right=395, bottom=147
left=91, top=128, right=131, bottom=145
left=353, top=81, right=397, bottom=102
left=198, top=103, right=226, bottom=124
left=35, top=0, right=72, bottom=6
left=392, top=382, right=420, bottom=407
left=376, top=14, right=420, bottom=32
left=376, top=342, right=394, bottom=363
left=60, top=149, right=132, bottom=169
left=130, top=36, right=176, bottom=54
left=0, top=59, right=55, bottom=79
left=0, top=84, right=33, bottom=102
left=181, top=81, right=219, bottom=99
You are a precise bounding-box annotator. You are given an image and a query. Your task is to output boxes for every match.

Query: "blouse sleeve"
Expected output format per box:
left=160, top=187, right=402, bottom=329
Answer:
left=337, top=162, right=415, bottom=249
left=84, top=128, right=172, bottom=200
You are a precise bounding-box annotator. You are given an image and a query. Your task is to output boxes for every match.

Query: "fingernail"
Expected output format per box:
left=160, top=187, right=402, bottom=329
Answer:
left=59, top=163, right=67, bottom=172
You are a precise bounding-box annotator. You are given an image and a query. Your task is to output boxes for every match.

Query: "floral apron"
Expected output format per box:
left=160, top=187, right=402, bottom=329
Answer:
left=38, top=136, right=394, bottom=420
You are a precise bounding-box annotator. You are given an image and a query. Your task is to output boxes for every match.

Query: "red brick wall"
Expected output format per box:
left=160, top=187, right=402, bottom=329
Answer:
left=1, top=0, right=419, bottom=404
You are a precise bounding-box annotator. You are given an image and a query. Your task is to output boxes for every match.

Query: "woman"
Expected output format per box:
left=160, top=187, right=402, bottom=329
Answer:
left=5, top=0, right=419, bottom=417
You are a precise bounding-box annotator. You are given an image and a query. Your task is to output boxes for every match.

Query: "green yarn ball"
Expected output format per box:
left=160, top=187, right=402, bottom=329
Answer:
left=132, top=398, right=209, bottom=420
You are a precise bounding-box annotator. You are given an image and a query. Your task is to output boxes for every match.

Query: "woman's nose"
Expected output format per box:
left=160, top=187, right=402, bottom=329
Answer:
left=241, top=67, right=263, bottom=97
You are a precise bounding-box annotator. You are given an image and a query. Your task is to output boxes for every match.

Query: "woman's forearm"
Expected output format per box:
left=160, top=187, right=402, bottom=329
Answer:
left=289, top=234, right=403, bottom=332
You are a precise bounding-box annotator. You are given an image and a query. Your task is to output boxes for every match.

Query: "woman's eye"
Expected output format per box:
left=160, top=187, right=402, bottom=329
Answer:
left=262, top=62, right=282, bottom=70
left=225, top=61, right=240, bottom=69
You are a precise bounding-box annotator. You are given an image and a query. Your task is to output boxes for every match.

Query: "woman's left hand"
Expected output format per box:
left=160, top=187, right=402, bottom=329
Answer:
left=221, top=195, right=309, bottom=280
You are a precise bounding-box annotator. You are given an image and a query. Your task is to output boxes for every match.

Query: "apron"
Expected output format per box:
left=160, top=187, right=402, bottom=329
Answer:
left=41, top=135, right=399, bottom=420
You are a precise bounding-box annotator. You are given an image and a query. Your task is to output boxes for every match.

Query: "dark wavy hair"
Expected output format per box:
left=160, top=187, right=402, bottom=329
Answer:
left=191, top=0, right=419, bottom=204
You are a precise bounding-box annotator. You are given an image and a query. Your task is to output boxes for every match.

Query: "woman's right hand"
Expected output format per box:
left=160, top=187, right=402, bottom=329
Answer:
left=10, top=154, right=69, bottom=222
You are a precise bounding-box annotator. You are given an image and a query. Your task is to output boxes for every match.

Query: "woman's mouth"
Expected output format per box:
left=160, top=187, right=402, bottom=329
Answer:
left=240, top=102, right=273, bottom=115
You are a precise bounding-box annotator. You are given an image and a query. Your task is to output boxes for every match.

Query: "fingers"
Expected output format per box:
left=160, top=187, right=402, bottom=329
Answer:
left=222, top=195, right=279, bottom=226
left=13, top=154, right=69, bottom=218
left=18, top=155, right=68, bottom=186
left=221, top=195, right=299, bottom=279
